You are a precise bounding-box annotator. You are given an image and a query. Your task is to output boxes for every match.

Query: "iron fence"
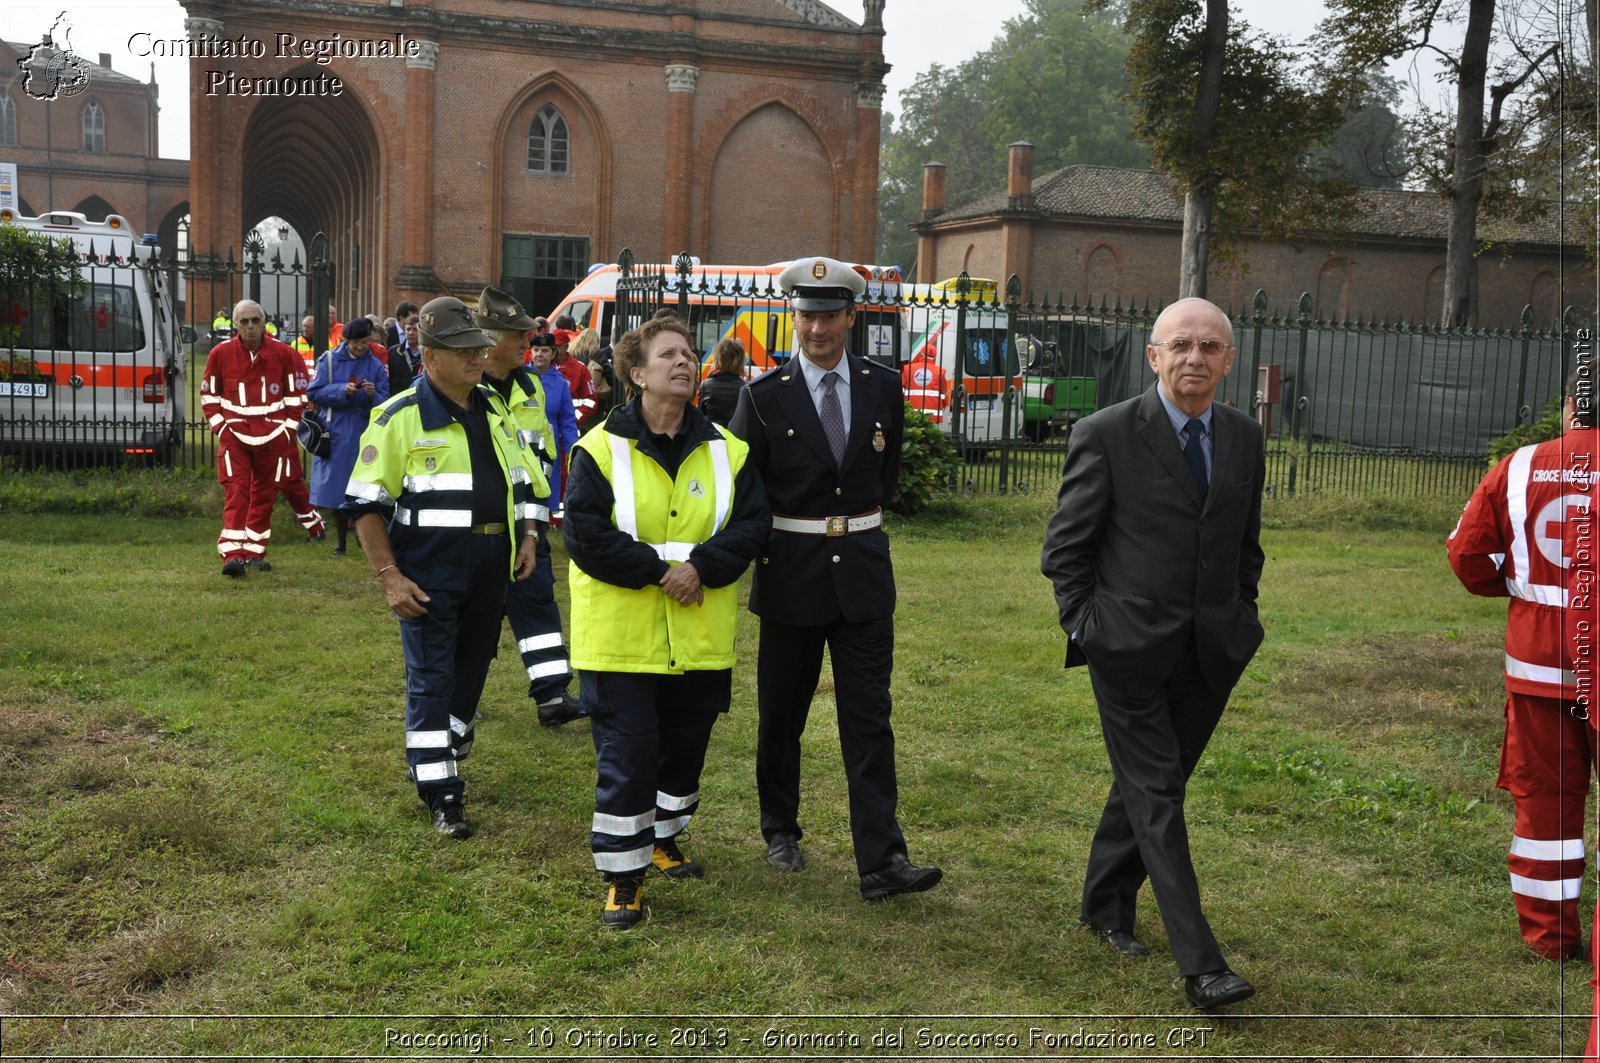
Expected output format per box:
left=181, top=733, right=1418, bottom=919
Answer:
left=4, top=239, right=1591, bottom=505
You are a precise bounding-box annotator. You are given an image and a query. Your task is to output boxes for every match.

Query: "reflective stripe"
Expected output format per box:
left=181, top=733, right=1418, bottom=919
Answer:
left=455, top=739, right=473, bottom=760
left=222, top=450, right=233, bottom=478
left=412, top=760, right=458, bottom=783
left=346, top=480, right=394, bottom=505
left=448, top=714, right=474, bottom=737
left=652, top=542, right=697, bottom=563
left=1511, top=836, right=1585, bottom=861
left=395, top=506, right=473, bottom=528
left=218, top=528, right=248, bottom=541
left=593, top=844, right=653, bottom=872
left=527, top=660, right=570, bottom=680
left=707, top=437, right=732, bottom=537
left=244, top=528, right=271, bottom=541
left=1505, top=653, right=1576, bottom=687
left=518, top=503, right=551, bottom=522
left=518, top=632, right=564, bottom=653
left=1510, top=871, right=1583, bottom=901
left=218, top=398, right=291, bottom=416
left=207, top=413, right=225, bottom=429
left=1505, top=447, right=1535, bottom=593
left=906, top=389, right=945, bottom=400
left=225, top=426, right=290, bottom=446
left=657, top=789, right=699, bottom=812
left=593, top=809, right=655, bottom=836
left=510, top=465, right=531, bottom=486
left=405, top=730, right=451, bottom=749
left=1505, top=579, right=1568, bottom=606
left=241, top=542, right=266, bottom=555
left=403, top=473, right=474, bottom=493
left=611, top=434, right=639, bottom=537
left=655, top=814, right=691, bottom=837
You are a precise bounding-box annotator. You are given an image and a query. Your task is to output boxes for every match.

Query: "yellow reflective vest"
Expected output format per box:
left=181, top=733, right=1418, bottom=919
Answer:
left=569, top=426, right=749, bottom=674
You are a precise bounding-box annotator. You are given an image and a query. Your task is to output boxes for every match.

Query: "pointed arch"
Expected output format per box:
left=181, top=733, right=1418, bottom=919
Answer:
left=1082, top=241, right=1123, bottom=301
left=82, top=98, right=105, bottom=153
left=694, top=89, right=847, bottom=257
left=0, top=93, right=16, bottom=147
left=72, top=194, right=119, bottom=223
left=490, top=71, right=612, bottom=273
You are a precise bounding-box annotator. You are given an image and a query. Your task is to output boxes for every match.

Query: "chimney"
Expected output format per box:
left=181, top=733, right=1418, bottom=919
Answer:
left=921, top=162, right=946, bottom=221
left=1007, top=141, right=1035, bottom=210
left=99, top=52, right=112, bottom=70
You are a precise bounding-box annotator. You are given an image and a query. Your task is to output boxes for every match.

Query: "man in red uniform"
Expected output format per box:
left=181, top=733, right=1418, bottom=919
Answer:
left=552, top=327, right=598, bottom=430
left=1449, top=367, right=1600, bottom=962
left=901, top=346, right=949, bottom=424
left=200, top=299, right=326, bottom=577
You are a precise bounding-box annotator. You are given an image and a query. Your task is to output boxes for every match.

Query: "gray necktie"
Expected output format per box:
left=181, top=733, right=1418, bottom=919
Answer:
left=820, top=370, right=846, bottom=464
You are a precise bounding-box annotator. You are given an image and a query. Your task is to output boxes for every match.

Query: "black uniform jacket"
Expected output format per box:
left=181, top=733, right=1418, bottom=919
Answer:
left=729, top=351, right=904, bottom=626
left=562, top=396, right=771, bottom=591
left=1041, top=384, right=1266, bottom=699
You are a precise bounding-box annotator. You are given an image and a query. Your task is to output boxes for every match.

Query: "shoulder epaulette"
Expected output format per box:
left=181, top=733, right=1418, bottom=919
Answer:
left=373, top=392, right=420, bottom=427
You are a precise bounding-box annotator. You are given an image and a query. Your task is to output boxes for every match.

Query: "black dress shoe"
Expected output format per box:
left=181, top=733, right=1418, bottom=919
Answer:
left=859, top=855, right=942, bottom=901
left=221, top=558, right=246, bottom=578
left=1184, top=969, right=1255, bottom=1010
left=1084, top=922, right=1150, bottom=957
left=535, top=689, right=583, bottom=727
left=765, top=833, right=804, bottom=872
left=427, top=792, right=472, bottom=840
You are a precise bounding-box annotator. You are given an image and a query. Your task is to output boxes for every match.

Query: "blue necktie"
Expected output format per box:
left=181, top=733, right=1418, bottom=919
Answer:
left=1183, top=417, right=1209, bottom=503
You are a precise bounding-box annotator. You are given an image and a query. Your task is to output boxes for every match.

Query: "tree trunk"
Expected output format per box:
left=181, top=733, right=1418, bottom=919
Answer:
left=1444, top=0, right=1495, bottom=327
left=1180, top=0, right=1228, bottom=299
left=1180, top=185, right=1214, bottom=298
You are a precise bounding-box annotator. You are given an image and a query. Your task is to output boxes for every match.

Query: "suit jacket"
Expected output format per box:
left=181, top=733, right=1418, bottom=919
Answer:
left=1041, top=384, right=1266, bottom=699
left=730, top=351, right=904, bottom=625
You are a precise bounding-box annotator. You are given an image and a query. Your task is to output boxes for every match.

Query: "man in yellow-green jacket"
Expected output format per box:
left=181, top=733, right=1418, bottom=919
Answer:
left=346, top=296, right=549, bottom=840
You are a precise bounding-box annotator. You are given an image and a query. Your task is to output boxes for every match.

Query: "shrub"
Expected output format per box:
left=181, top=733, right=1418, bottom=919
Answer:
left=891, top=403, right=960, bottom=515
left=1486, top=396, right=1562, bottom=466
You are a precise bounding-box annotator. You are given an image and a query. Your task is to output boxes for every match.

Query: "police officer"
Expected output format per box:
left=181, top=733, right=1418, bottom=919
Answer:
left=474, top=286, right=583, bottom=725
left=729, top=257, right=942, bottom=901
left=346, top=296, right=549, bottom=839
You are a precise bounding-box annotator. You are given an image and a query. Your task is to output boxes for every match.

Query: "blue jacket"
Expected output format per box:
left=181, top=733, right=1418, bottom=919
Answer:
left=306, top=343, right=390, bottom=508
left=536, top=364, right=579, bottom=502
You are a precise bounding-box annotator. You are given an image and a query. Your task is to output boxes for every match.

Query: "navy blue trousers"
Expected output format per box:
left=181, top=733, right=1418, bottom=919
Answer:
left=583, top=669, right=729, bottom=875
left=502, top=532, right=573, bottom=700
left=399, top=534, right=508, bottom=798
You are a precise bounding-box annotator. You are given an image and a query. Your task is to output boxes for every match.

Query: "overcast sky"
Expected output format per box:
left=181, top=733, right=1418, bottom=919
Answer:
left=1, top=0, right=1450, bottom=162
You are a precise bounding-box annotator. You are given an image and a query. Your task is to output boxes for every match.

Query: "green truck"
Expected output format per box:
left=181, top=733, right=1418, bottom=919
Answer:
left=1020, top=334, right=1100, bottom=441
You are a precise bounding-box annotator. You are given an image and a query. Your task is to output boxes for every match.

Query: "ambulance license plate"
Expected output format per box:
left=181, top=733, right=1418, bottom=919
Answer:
left=0, top=381, right=50, bottom=398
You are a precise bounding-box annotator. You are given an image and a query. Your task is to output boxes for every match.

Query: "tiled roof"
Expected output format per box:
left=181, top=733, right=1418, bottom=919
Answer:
left=934, top=164, right=1583, bottom=248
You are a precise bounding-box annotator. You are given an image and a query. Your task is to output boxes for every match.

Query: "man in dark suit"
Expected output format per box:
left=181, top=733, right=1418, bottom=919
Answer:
left=730, top=256, right=942, bottom=902
left=1041, top=297, right=1265, bottom=1010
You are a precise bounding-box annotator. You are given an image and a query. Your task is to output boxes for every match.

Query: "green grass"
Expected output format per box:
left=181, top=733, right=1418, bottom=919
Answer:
left=0, top=496, right=1593, bottom=1059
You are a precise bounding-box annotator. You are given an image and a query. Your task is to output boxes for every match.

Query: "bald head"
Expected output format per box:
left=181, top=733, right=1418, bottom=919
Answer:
left=1151, top=297, right=1232, bottom=348
left=1146, top=297, right=1236, bottom=417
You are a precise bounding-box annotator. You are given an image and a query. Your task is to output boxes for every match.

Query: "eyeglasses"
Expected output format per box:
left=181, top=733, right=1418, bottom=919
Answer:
left=236, top=316, right=264, bottom=324
left=1150, top=337, right=1232, bottom=356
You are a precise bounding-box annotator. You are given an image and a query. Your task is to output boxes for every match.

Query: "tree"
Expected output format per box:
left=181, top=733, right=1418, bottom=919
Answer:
left=0, top=223, right=84, bottom=370
left=1100, top=0, right=1361, bottom=297
left=1317, top=73, right=1412, bottom=188
left=876, top=0, right=1148, bottom=269
left=1318, top=0, right=1581, bottom=325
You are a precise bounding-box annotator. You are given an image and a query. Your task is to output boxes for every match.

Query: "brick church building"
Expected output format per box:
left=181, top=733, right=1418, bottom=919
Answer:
left=182, top=0, right=889, bottom=318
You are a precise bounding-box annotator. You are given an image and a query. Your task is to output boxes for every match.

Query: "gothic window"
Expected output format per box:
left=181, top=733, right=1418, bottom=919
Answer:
left=0, top=94, right=16, bottom=147
left=83, top=99, right=105, bottom=153
left=527, top=105, right=569, bottom=174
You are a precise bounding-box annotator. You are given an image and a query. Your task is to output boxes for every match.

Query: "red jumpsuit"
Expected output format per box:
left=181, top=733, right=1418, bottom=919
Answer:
left=200, top=335, right=325, bottom=563
left=1449, top=426, right=1600, bottom=962
left=555, top=353, right=598, bottom=430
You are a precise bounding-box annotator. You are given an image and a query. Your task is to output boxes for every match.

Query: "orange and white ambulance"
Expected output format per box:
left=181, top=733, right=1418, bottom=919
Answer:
left=548, top=258, right=904, bottom=377
left=900, top=277, right=1023, bottom=444
left=0, top=209, right=183, bottom=463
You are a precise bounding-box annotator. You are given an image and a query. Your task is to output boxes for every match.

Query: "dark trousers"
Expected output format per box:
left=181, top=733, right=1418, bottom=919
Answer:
left=583, top=669, right=729, bottom=875
left=1082, top=635, right=1229, bottom=976
left=399, top=535, right=508, bottom=799
left=503, top=533, right=572, bottom=700
left=756, top=615, right=906, bottom=875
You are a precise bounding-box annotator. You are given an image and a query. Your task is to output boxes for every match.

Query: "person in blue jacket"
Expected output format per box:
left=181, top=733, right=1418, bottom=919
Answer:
left=528, top=331, right=580, bottom=518
left=308, top=316, right=390, bottom=553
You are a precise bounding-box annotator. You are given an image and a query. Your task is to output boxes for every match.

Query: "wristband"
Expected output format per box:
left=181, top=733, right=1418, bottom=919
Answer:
left=376, top=564, right=397, bottom=578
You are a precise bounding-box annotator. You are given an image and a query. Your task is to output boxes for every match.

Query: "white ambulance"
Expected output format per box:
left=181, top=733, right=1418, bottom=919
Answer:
left=0, top=209, right=183, bottom=464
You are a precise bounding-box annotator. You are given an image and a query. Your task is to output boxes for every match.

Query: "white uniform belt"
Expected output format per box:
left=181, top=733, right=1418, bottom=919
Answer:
left=771, top=509, right=882, bottom=537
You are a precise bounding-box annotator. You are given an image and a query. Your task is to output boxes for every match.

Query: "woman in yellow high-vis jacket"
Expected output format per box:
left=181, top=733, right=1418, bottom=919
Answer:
left=563, top=313, right=770, bottom=929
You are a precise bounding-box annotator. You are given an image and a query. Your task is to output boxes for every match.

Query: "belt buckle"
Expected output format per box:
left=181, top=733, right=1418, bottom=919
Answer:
left=825, top=515, right=848, bottom=537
